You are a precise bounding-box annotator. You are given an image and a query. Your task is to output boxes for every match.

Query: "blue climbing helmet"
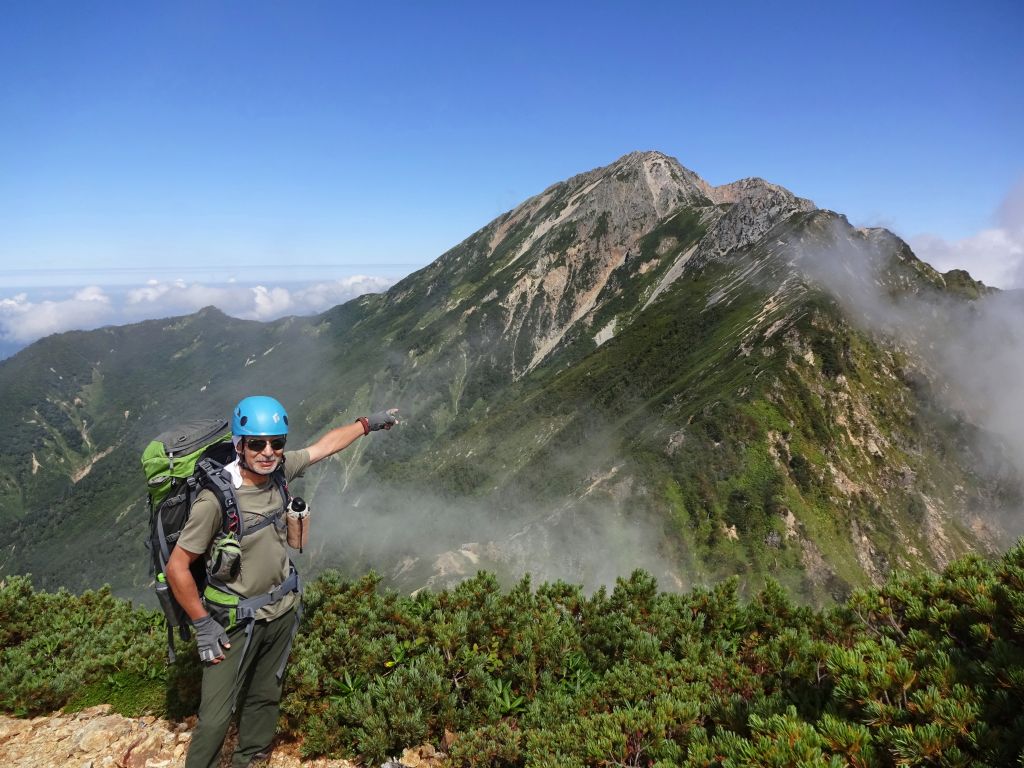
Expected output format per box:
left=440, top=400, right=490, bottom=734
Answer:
left=232, top=395, right=290, bottom=437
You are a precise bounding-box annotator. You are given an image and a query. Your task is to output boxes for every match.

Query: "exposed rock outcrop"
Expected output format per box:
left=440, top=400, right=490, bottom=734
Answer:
left=0, top=706, right=359, bottom=768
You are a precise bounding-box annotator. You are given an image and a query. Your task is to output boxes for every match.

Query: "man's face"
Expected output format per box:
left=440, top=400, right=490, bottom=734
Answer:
left=243, top=435, right=286, bottom=475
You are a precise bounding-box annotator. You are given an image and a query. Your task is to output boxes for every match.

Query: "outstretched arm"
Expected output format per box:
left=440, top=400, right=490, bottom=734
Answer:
left=305, top=409, right=399, bottom=465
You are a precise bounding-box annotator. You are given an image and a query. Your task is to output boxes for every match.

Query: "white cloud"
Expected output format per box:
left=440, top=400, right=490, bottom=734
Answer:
left=910, top=228, right=1024, bottom=288
left=292, top=275, right=393, bottom=312
left=910, top=177, right=1024, bottom=289
left=0, top=275, right=396, bottom=354
left=246, top=285, right=294, bottom=320
left=73, top=285, right=111, bottom=303
left=125, top=280, right=241, bottom=318
left=0, top=287, right=115, bottom=343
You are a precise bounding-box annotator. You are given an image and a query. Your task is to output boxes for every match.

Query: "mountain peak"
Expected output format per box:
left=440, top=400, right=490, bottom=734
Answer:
left=401, top=151, right=821, bottom=377
left=608, top=149, right=684, bottom=170
left=599, top=154, right=815, bottom=214
left=706, top=176, right=813, bottom=208
left=601, top=150, right=713, bottom=204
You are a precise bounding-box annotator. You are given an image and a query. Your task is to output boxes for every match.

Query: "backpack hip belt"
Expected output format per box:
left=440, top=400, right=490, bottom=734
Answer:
left=204, top=564, right=301, bottom=629
left=204, top=563, right=303, bottom=711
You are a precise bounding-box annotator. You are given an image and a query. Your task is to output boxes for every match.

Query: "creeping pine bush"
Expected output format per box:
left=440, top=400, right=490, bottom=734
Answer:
left=276, top=546, right=1024, bottom=767
left=0, top=575, right=169, bottom=716
left=3, top=541, right=1024, bottom=766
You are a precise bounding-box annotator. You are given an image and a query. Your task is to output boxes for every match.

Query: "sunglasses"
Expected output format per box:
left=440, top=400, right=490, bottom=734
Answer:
left=245, top=437, right=287, bottom=452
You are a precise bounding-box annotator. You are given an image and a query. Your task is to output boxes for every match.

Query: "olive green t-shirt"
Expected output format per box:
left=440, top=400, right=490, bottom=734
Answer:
left=177, top=449, right=311, bottom=621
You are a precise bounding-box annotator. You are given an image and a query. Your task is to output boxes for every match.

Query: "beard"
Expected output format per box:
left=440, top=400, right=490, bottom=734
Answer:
left=249, top=456, right=281, bottom=475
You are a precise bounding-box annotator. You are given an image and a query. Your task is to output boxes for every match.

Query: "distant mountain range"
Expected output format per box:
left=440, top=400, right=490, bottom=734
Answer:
left=1, top=151, right=1018, bottom=605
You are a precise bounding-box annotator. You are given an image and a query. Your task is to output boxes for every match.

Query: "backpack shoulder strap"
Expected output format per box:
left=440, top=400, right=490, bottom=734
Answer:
left=272, top=468, right=290, bottom=507
left=196, top=457, right=240, bottom=534
left=195, top=460, right=290, bottom=538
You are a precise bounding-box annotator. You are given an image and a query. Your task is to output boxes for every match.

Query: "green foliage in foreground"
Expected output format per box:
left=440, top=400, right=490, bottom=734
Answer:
left=0, top=578, right=169, bottom=716
left=3, top=541, right=1024, bottom=766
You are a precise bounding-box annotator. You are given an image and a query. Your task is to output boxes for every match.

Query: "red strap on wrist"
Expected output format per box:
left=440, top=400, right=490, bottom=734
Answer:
left=357, top=416, right=370, bottom=436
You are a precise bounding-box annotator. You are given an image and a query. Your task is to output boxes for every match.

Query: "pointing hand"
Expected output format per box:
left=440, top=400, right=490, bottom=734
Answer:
left=367, top=409, right=399, bottom=431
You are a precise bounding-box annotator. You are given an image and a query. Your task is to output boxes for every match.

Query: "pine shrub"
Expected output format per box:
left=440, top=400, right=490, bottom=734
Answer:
left=2, top=540, right=1023, bottom=766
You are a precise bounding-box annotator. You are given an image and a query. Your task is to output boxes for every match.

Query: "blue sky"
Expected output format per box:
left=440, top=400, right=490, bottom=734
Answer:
left=1, top=0, right=1022, bottom=355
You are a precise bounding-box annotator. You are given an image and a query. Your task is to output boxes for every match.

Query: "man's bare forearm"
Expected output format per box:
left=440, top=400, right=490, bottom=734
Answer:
left=165, top=547, right=208, bottom=622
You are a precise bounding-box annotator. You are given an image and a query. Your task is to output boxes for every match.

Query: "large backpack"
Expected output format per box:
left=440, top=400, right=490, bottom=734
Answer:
left=142, top=418, right=239, bottom=661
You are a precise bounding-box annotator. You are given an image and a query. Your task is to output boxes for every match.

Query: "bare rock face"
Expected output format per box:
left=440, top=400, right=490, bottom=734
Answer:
left=0, top=706, right=358, bottom=768
left=481, top=153, right=816, bottom=375
left=0, top=706, right=186, bottom=768
left=488, top=151, right=712, bottom=375
left=694, top=177, right=816, bottom=266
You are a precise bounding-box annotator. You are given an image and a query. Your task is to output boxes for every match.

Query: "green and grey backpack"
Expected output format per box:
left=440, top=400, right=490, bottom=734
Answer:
left=142, top=418, right=238, bottom=661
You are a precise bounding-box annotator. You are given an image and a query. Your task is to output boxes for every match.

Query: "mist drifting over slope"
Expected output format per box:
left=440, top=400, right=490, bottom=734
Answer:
left=283, top=199, right=1024, bottom=595
left=293, top=476, right=689, bottom=595
left=797, top=219, right=1024, bottom=535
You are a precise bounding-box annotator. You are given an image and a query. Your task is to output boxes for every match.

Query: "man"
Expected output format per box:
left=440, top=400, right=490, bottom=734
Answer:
left=166, top=395, right=398, bottom=768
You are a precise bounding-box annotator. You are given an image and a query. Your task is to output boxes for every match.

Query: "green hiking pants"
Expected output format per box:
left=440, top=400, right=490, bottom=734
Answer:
left=185, top=608, right=296, bottom=768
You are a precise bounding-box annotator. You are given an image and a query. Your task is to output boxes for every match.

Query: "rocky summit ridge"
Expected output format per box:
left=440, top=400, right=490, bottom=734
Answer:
left=396, top=150, right=816, bottom=379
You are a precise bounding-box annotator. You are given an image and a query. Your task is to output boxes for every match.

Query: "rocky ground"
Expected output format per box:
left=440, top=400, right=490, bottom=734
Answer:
left=0, top=706, right=446, bottom=768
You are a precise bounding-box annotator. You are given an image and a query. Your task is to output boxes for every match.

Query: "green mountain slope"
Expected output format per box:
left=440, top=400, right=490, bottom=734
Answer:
left=0, top=152, right=1017, bottom=604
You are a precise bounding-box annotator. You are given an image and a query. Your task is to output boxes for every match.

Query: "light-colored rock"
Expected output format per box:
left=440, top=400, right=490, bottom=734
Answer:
left=0, top=709, right=359, bottom=767
left=121, top=728, right=167, bottom=768
left=0, top=717, right=34, bottom=746
left=75, top=715, right=134, bottom=753
left=400, top=743, right=445, bottom=768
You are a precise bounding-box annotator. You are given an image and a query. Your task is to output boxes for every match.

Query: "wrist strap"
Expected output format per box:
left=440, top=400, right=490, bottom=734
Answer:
left=357, top=416, right=370, bottom=436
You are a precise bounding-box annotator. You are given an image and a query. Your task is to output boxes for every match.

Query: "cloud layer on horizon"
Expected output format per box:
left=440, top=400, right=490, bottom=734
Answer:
left=0, top=275, right=394, bottom=352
